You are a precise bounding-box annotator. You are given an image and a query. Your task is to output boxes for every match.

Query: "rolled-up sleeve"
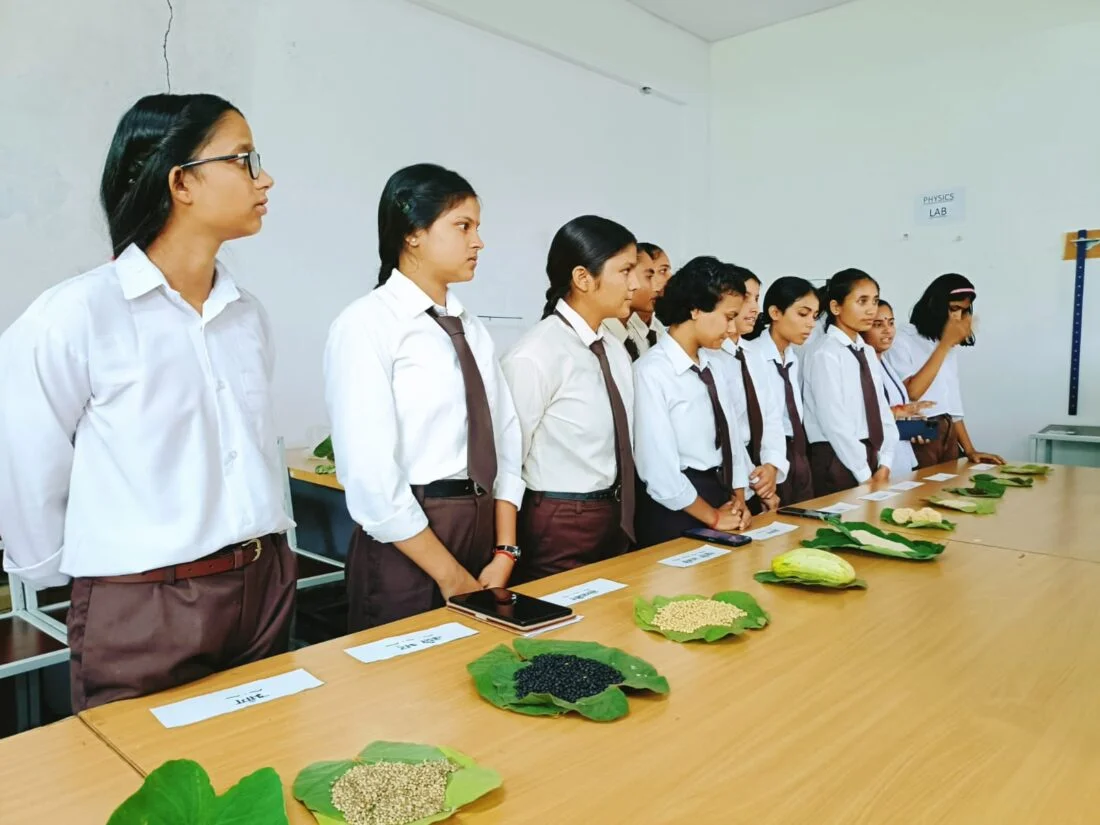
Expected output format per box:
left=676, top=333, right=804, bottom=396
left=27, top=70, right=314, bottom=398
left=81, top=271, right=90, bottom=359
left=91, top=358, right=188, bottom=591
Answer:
left=808, top=348, right=873, bottom=483
left=0, top=319, right=90, bottom=587
left=488, top=358, right=525, bottom=508
left=634, top=365, right=698, bottom=511
left=323, top=315, right=428, bottom=544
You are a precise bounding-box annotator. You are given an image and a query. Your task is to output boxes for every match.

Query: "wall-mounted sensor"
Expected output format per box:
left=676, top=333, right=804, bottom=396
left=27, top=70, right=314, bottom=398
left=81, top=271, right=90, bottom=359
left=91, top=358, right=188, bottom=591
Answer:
left=640, top=85, right=653, bottom=95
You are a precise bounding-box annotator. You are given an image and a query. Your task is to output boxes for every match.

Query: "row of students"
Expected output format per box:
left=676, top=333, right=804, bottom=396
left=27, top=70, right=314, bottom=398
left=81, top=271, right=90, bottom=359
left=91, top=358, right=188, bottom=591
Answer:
left=0, top=94, right=1000, bottom=712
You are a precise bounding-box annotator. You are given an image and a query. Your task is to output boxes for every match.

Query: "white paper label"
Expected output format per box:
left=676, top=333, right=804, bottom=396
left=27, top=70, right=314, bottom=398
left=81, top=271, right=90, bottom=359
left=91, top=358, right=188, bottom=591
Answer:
left=542, top=578, right=627, bottom=607
left=820, top=502, right=859, bottom=514
left=344, top=622, right=477, bottom=665
left=924, top=473, right=958, bottom=482
left=890, top=481, right=924, bottom=491
left=659, top=544, right=731, bottom=568
left=860, top=491, right=899, bottom=502
left=743, top=521, right=799, bottom=541
left=150, top=669, right=324, bottom=729
left=968, top=463, right=996, bottom=472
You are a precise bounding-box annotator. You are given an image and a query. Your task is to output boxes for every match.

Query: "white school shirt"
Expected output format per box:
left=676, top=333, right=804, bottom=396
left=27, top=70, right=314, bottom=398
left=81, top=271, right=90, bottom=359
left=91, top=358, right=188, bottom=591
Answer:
left=743, top=332, right=804, bottom=439
left=501, top=300, right=633, bottom=494
left=710, top=337, right=790, bottom=484
left=601, top=313, right=665, bottom=358
left=885, top=323, right=965, bottom=418
left=0, top=244, right=291, bottom=586
left=802, top=325, right=900, bottom=483
left=323, top=270, right=524, bottom=544
left=633, top=334, right=749, bottom=511
left=876, top=356, right=918, bottom=476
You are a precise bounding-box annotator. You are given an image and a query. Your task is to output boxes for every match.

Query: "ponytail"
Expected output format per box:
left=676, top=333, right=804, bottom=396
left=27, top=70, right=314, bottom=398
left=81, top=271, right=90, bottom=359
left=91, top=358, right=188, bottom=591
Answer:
left=820, top=268, right=878, bottom=328
left=376, top=163, right=477, bottom=288
left=542, top=215, right=636, bottom=319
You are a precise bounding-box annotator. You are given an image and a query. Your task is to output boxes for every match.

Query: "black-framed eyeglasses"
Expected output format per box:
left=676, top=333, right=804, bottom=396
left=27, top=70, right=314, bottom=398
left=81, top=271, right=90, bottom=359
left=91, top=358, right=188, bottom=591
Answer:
left=179, top=149, right=262, bottom=180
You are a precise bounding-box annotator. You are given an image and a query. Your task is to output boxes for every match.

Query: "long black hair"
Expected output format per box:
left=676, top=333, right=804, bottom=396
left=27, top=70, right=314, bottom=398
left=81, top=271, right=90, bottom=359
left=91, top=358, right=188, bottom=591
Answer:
left=819, top=268, right=879, bottom=328
left=910, top=273, right=977, bottom=345
left=100, top=93, right=240, bottom=257
left=747, top=276, right=818, bottom=340
left=542, top=216, right=636, bottom=319
left=377, top=163, right=477, bottom=286
left=655, top=257, right=746, bottom=326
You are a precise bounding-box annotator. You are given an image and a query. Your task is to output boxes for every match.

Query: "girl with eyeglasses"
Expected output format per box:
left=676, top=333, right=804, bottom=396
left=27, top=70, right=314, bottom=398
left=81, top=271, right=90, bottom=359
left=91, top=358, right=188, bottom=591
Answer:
left=0, top=94, right=294, bottom=711
left=324, top=163, right=523, bottom=630
left=885, top=274, right=1002, bottom=467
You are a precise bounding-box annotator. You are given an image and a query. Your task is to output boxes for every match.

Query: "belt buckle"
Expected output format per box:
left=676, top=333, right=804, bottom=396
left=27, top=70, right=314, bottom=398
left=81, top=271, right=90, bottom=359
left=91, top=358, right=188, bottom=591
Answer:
left=472, top=481, right=485, bottom=497
left=244, top=538, right=263, bottom=561
left=612, top=485, right=622, bottom=502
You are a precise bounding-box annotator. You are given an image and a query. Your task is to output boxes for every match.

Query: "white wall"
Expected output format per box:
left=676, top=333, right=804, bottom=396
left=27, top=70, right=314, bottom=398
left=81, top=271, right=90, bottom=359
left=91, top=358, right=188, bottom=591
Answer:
left=1, top=0, right=709, bottom=448
left=708, top=0, right=1100, bottom=460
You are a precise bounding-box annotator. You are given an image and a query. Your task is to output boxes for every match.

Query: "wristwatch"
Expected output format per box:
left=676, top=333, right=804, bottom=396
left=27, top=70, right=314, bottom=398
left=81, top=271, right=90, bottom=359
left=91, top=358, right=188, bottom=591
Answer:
left=493, top=544, right=522, bottom=562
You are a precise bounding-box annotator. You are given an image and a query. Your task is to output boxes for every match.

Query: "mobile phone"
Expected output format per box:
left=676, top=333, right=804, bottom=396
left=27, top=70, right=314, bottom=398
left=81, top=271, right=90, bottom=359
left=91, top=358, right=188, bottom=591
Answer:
left=447, top=588, right=574, bottom=632
left=681, top=527, right=753, bottom=547
left=897, top=419, right=939, bottom=441
left=777, top=506, right=837, bottom=521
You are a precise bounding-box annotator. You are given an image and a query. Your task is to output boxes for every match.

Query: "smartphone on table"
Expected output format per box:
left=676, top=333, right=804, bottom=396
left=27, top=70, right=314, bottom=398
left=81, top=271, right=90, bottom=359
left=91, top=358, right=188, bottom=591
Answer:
left=681, top=527, right=753, bottom=547
left=447, top=588, right=574, bottom=633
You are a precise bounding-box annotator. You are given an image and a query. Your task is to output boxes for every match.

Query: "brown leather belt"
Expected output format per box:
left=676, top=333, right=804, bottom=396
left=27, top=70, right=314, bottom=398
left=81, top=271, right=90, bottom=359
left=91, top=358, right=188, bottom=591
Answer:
left=95, top=537, right=268, bottom=585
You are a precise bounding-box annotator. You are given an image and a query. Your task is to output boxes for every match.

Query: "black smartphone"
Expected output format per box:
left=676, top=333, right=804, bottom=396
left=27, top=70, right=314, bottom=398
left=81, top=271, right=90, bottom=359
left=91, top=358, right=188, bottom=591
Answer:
left=897, top=419, right=939, bottom=441
left=447, top=588, right=574, bottom=632
left=777, top=506, right=837, bottom=521
left=681, top=527, right=753, bottom=547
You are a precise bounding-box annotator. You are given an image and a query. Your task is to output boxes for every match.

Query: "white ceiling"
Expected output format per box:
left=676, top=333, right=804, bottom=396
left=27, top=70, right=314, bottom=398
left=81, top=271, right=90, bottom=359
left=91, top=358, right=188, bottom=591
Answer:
left=626, top=0, right=857, bottom=42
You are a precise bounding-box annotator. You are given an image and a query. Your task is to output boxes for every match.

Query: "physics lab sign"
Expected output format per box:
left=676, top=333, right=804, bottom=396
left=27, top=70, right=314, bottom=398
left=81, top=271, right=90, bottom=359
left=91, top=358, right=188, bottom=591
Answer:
left=915, top=187, right=965, bottom=225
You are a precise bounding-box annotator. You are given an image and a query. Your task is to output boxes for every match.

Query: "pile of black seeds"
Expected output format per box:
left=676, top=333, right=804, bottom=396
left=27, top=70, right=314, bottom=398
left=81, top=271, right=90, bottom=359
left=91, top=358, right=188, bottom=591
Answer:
left=514, top=654, right=624, bottom=703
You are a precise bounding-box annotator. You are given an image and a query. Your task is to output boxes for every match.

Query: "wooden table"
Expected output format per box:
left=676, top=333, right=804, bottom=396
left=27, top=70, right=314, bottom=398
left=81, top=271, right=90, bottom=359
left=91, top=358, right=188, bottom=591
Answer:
left=786, top=460, right=1100, bottom=564
left=80, top=503, right=1100, bottom=825
left=0, top=717, right=143, bottom=823
left=286, top=447, right=344, bottom=492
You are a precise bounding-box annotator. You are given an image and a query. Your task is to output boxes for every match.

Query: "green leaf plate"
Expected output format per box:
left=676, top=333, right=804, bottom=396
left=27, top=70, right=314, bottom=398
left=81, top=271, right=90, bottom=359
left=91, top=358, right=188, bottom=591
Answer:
left=753, top=570, right=867, bottom=590
left=293, top=741, right=502, bottom=825
left=881, top=508, right=956, bottom=531
left=633, top=591, right=769, bottom=643
left=973, top=473, right=1033, bottom=488
left=998, top=463, right=1052, bottom=475
left=108, top=760, right=288, bottom=825
left=943, top=476, right=1006, bottom=498
left=801, top=520, right=945, bottom=560
left=466, top=638, right=669, bottom=722
left=926, top=495, right=997, bottom=515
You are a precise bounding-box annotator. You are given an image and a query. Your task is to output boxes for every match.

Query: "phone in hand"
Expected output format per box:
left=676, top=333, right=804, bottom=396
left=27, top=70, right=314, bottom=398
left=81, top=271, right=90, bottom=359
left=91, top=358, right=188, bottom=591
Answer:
left=682, top=527, right=753, bottom=547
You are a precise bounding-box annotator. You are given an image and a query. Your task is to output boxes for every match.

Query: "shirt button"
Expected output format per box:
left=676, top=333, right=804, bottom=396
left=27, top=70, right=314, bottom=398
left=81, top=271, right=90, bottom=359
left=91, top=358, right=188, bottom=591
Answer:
left=226, top=450, right=238, bottom=462
left=216, top=380, right=226, bottom=391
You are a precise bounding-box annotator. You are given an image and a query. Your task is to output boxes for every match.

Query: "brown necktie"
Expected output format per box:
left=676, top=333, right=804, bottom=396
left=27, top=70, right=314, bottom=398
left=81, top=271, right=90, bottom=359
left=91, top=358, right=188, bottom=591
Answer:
left=692, top=365, right=733, bottom=490
left=589, top=339, right=636, bottom=541
left=773, top=361, right=807, bottom=454
left=428, top=309, right=497, bottom=494
left=734, top=348, right=764, bottom=466
left=646, top=328, right=658, bottom=348
left=848, top=346, right=885, bottom=455
left=623, top=337, right=641, bottom=362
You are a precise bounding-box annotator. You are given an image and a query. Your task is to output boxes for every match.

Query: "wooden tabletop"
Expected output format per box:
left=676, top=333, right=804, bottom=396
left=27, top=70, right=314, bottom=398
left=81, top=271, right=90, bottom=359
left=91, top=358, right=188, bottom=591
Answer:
left=0, top=717, right=142, bottom=823
left=80, top=491, right=1100, bottom=825
left=787, top=460, right=1100, bottom=564
left=286, top=447, right=344, bottom=492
